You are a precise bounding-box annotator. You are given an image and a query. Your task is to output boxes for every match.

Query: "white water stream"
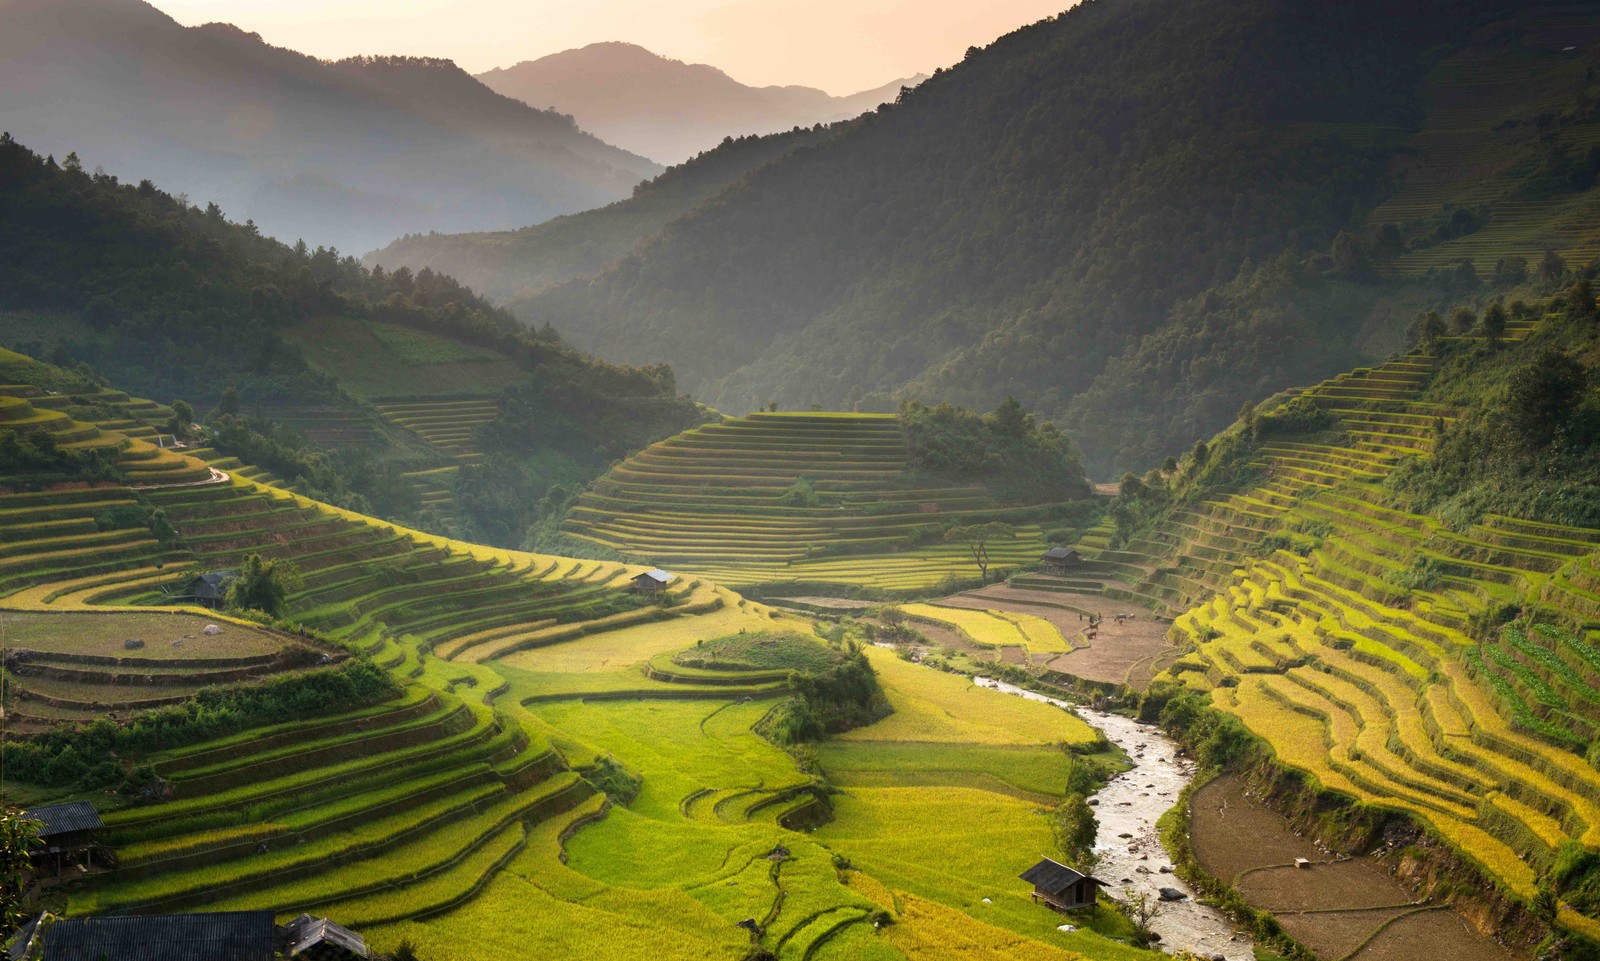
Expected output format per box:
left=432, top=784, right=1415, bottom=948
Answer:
left=974, top=678, right=1254, bottom=960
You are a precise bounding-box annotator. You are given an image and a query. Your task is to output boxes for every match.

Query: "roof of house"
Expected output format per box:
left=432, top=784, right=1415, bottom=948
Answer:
left=1042, top=547, right=1081, bottom=560
left=8, top=911, right=277, bottom=961
left=634, top=569, right=673, bottom=583
left=188, top=571, right=238, bottom=599
left=1019, top=857, right=1101, bottom=893
left=282, top=915, right=367, bottom=959
left=21, top=801, right=103, bottom=838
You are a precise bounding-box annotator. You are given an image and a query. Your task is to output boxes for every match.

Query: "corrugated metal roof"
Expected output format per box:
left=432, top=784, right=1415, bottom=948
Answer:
left=1020, top=857, right=1090, bottom=893
left=22, top=801, right=103, bottom=837
left=1043, top=547, right=1080, bottom=559
left=24, top=912, right=276, bottom=961
left=637, top=569, right=673, bottom=583
left=283, top=915, right=367, bottom=959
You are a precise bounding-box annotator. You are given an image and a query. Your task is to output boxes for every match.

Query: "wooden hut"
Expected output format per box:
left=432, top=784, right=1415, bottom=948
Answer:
left=21, top=801, right=104, bottom=877
left=1020, top=857, right=1104, bottom=911
left=178, top=571, right=238, bottom=609
left=630, top=569, right=674, bottom=593
left=1040, top=547, right=1083, bottom=575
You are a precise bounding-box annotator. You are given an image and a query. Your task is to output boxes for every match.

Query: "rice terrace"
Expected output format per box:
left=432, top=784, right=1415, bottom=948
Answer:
left=5, top=2, right=1600, bottom=961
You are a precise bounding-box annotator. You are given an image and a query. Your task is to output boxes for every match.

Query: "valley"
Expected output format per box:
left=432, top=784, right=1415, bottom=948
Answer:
left=6, top=0, right=1600, bottom=959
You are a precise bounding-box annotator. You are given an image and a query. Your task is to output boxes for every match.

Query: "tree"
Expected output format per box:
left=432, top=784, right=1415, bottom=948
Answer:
left=1238, top=400, right=1258, bottom=440
left=224, top=554, right=304, bottom=617
left=1123, top=888, right=1160, bottom=948
left=1418, top=310, right=1448, bottom=346
left=1481, top=301, right=1508, bottom=342
left=945, top=522, right=1016, bottom=584
left=0, top=809, right=42, bottom=930
left=1567, top=279, right=1596, bottom=323
left=218, top=386, right=241, bottom=417
left=1540, top=249, right=1568, bottom=285
left=1492, top=255, right=1529, bottom=286
left=1503, top=348, right=1585, bottom=450
left=166, top=400, right=194, bottom=439
left=1051, top=793, right=1100, bottom=872
left=1449, top=306, right=1477, bottom=334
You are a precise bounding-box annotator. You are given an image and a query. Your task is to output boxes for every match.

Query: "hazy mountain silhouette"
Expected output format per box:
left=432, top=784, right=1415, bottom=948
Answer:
left=0, top=0, right=661, bottom=251
left=477, top=42, right=924, bottom=164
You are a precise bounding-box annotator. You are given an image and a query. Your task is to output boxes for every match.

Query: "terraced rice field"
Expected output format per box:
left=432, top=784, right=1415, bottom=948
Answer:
left=2, top=397, right=1146, bottom=960
left=0, top=386, right=217, bottom=487
left=1364, top=6, right=1600, bottom=276
left=1058, top=338, right=1600, bottom=934
left=375, top=397, right=499, bottom=461
left=563, top=412, right=1061, bottom=591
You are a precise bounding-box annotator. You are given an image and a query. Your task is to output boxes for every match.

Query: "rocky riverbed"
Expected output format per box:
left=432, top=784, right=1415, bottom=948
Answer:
left=973, top=678, right=1254, bottom=960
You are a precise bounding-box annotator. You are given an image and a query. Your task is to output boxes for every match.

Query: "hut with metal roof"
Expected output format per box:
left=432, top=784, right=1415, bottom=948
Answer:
left=19, top=802, right=104, bottom=877
left=1019, top=857, right=1104, bottom=911
left=174, top=571, right=238, bottom=609
left=630, top=569, right=674, bottom=593
left=281, top=914, right=367, bottom=960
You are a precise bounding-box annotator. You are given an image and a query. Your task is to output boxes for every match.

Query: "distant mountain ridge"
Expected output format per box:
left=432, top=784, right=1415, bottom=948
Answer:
left=477, top=42, right=924, bottom=164
left=0, top=0, right=661, bottom=251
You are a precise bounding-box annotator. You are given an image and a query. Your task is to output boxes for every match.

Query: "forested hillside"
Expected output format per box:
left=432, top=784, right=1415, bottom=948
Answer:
left=0, top=134, right=704, bottom=545
left=468, top=0, right=1600, bottom=477
left=368, top=125, right=841, bottom=302
left=0, top=0, right=659, bottom=251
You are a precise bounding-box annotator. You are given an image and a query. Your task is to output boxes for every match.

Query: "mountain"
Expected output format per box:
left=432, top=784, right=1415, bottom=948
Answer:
left=476, top=42, right=924, bottom=164
left=366, top=124, right=844, bottom=302
left=0, top=132, right=703, bottom=545
left=438, top=0, right=1600, bottom=479
left=0, top=0, right=661, bottom=252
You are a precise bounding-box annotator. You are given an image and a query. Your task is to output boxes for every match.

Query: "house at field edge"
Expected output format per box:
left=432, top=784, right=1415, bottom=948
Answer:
left=5, top=910, right=367, bottom=961
left=19, top=802, right=103, bottom=878
left=631, top=569, right=674, bottom=593
left=1041, top=547, right=1084, bottom=575
left=1020, top=857, right=1105, bottom=911
left=176, top=570, right=238, bottom=609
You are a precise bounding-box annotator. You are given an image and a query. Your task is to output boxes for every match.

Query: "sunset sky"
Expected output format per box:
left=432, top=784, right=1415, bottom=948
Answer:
left=146, top=0, right=1075, bottom=94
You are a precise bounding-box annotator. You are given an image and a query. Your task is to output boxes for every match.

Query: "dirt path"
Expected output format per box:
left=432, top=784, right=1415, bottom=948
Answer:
left=946, top=585, right=1179, bottom=689
left=1191, top=775, right=1522, bottom=961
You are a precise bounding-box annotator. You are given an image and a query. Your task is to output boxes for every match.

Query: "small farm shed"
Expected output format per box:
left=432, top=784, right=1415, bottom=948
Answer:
left=1041, top=547, right=1084, bottom=574
left=5, top=910, right=368, bottom=961
left=1020, top=857, right=1104, bottom=911
left=21, top=801, right=104, bottom=877
left=631, top=569, right=674, bottom=593
left=180, top=571, right=238, bottom=609
left=282, top=914, right=368, bottom=960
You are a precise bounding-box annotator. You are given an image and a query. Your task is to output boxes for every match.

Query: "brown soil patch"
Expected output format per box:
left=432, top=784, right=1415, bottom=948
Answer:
left=1352, top=908, right=1520, bottom=961
left=1276, top=907, right=1413, bottom=960
left=944, top=585, right=1176, bottom=688
left=1192, top=774, right=1320, bottom=883
left=1191, top=776, right=1525, bottom=961
left=1239, top=862, right=1416, bottom=913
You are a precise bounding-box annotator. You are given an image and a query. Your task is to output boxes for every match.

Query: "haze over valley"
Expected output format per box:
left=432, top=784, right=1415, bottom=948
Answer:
left=4, top=3, right=1600, bottom=961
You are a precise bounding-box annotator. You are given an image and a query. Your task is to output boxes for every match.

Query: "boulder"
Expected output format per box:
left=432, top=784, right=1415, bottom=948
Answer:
left=1158, top=887, right=1188, bottom=902
left=203, top=624, right=223, bottom=636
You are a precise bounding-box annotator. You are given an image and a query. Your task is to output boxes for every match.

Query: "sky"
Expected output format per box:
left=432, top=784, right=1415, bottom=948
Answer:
left=146, top=0, right=1075, bottom=95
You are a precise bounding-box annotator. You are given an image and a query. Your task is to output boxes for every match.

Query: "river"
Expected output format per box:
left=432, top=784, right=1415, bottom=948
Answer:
left=974, top=678, right=1254, bottom=960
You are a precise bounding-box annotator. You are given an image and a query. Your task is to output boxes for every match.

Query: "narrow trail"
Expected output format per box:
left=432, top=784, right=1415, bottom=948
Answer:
left=973, top=679, right=1254, bottom=960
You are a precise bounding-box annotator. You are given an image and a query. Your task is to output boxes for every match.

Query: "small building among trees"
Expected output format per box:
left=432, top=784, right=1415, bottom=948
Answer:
left=630, top=569, right=674, bottom=593
left=21, top=801, right=104, bottom=878
left=1040, top=547, right=1084, bottom=575
left=1020, top=857, right=1104, bottom=911
left=175, top=570, right=238, bottom=609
